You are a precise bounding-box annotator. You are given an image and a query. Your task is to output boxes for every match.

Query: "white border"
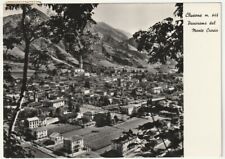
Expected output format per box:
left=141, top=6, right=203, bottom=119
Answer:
left=0, top=0, right=224, bottom=158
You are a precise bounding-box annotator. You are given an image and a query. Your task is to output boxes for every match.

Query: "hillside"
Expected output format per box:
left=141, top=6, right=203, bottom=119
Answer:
left=3, top=8, right=168, bottom=75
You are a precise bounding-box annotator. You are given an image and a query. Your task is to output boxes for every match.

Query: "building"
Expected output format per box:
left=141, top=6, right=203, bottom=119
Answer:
left=26, top=117, right=40, bottom=129
left=74, top=68, right=85, bottom=75
left=82, top=89, right=90, bottom=95
left=148, top=96, right=166, bottom=105
left=63, top=135, right=85, bottom=154
left=45, top=98, right=65, bottom=108
left=120, top=103, right=141, bottom=116
left=168, top=86, right=175, bottom=92
left=111, top=134, right=137, bottom=156
left=83, top=111, right=94, bottom=121
left=32, top=127, right=48, bottom=140
left=39, top=117, right=47, bottom=127
left=46, top=117, right=59, bottom=125
left=49, top=132, right=64, bottom=144
left=83, top=121, right=96, bottom=128
left=152, top=87, right=162, bottom=94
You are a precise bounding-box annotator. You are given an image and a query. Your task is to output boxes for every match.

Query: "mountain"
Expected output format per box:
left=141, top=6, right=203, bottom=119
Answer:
left=3, top=8, right=162, bottom=75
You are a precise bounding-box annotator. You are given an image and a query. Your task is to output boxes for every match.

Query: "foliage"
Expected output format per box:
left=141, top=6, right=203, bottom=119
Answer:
left=43, top=139, right=55, bottom=146
left=3, top=64, right=14, bottom=84
left=133, top=3, right=183, bottom=73
left=94, top=112, right=112, bottom=127
left=3, top=37, right=21, bottom=53
left=30, top=49, right=51, bottom=71
left=44, top=4, right=99, bottom=66
left=4, top=129, right=34, bottom=158
left=4, top=4, right=98, bottom=158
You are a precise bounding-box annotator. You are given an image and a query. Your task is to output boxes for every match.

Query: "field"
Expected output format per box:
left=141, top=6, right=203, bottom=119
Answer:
left=46, top=123, right=82, bottom=135
left=63, top=126, right=123, bottom=150
left=114, top=117, right=151, bottom=132
left=61, top=117, right=155, bottom=151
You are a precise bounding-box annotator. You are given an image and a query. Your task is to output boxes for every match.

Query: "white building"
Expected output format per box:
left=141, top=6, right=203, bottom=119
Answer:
left=74, top=68, right=85, bottom=74
left=152, top=87, right=162, bottom=94
left=112, top=135, right=137, bottom=156
left=120, top=103, right=142, bottom=116
left=63, top=135, right=85, bottom=156
left=32, top=127, right=48, bottom=140
left=46, top=117, right=59, bottom=125
left=26, top=117, right=40, bottom=129
left=49, top=132, right=64, bottom=144
left=45, top=98, right=65, bottom=108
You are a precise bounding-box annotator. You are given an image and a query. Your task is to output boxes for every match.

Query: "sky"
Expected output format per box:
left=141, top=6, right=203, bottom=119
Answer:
left=92, top=3, right=176, bottom=34
left=4, top=3, right=176, bottom=35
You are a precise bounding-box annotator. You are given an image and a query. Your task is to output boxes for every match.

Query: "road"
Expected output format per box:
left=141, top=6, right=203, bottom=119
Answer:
left=23, top=141, right=58, bottom=158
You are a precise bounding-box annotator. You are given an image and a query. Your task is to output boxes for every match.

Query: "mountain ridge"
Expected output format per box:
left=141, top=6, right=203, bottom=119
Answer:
left=3, top=9, right=163, bottom=75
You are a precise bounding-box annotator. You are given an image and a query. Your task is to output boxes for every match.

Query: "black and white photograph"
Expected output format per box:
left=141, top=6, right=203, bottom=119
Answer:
left=3, top=3, right=184, bottom=158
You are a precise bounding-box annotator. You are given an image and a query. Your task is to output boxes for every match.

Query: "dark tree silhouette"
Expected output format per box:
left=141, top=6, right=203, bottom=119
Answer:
left=133, top=3, right=183, bottom=73
left=4, top=4, right=98, bottom=158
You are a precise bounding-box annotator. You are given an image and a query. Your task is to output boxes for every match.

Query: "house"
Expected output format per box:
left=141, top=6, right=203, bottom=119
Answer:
left=63, top=135, right=85, bottom=155
left=45, top=98, right=65, bottom=108
left=84, top=72, right=90, bottom=77
left=168, top=86, right=175, bottom=92
left=83, top=111, right=94, bottom=121
left=120, top=103, right=141, bottom=116
left=74, top=68, right=85, bottom=75
left=82, top=89, right=90, bottom=95
left=27, top=101, right=43, bottom=108
left=152, top=87, right=162, bottom=94
left=111, top=134, right=137, bottom=156
left=32, top=127, right=48, bottom=140
left=175, top=76, right=183, bottom=81
left=148, top=96, right=166, bottom=105
left=83, top=121, right=96, bottom=128
left=39, top=117, right=47, bottom=126
left=26, top=117, right=40, bottom=129
left=49, top=132, right=64, bottom=144
left=95, top=90, right=107, bottom=96
left=46, top=117, right=59, bottom=125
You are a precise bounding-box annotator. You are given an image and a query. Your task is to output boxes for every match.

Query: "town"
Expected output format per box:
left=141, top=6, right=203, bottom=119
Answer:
left=4, top=66, right=183, bottom=157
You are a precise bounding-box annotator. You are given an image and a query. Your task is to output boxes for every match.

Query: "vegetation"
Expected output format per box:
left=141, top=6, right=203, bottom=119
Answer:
left=133, top=3, right=183, bottom=73
left=3, top=3, right=183, bottom=158
left=4, top=4, right=98, bottom=158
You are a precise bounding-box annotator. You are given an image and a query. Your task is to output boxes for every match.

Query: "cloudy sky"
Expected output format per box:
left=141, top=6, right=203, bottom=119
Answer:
left=93, top=3, right=176, bottom=34
left=4, top=3, right=176, bottom=35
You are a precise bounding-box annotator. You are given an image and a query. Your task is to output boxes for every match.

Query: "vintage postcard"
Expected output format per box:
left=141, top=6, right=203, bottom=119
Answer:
left=1, top=0, right=223, bottom=158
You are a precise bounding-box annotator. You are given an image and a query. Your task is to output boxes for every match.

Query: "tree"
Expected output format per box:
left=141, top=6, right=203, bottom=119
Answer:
left=106, top=112, right=112, bottom=125
left=55, top=107, right=64, bottom=117
left=43, top=139, right=55, bottom=146
left=84, top=79, right=90, bottom=88
left=45, top=4, right=99, bottom=69
left=3, top=64, right=14, bottom=84
left=4, top=4, right=98, bottom=157
left=4, top=128, right=33, bottom=158
left=30, top=49, right=51, bottom=71
left=68, top=96, right=74, bottom=112
left=3, top=37, right=21, bottom=54
left=114, top=115, right=119, bottom=123
left=133, top=3, right=183, bottom=73
left=75, top=103, right=81, bottom=113
left=5, top=4, right=50, bottom=138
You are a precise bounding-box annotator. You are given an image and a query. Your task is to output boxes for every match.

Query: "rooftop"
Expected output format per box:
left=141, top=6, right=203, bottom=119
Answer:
left=48, top=98, right=64, bottom=103
left=65, top=135, right=83, bottom=142
left=27, top=116, right=39, bottom=121
left=49, top=132, right=61, bottom=138
left=33, top=126, right=48, bottom=132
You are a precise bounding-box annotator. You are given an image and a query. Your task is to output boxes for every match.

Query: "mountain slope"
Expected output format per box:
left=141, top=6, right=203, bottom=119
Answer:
left=3, top=8, right=158, bottom=73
